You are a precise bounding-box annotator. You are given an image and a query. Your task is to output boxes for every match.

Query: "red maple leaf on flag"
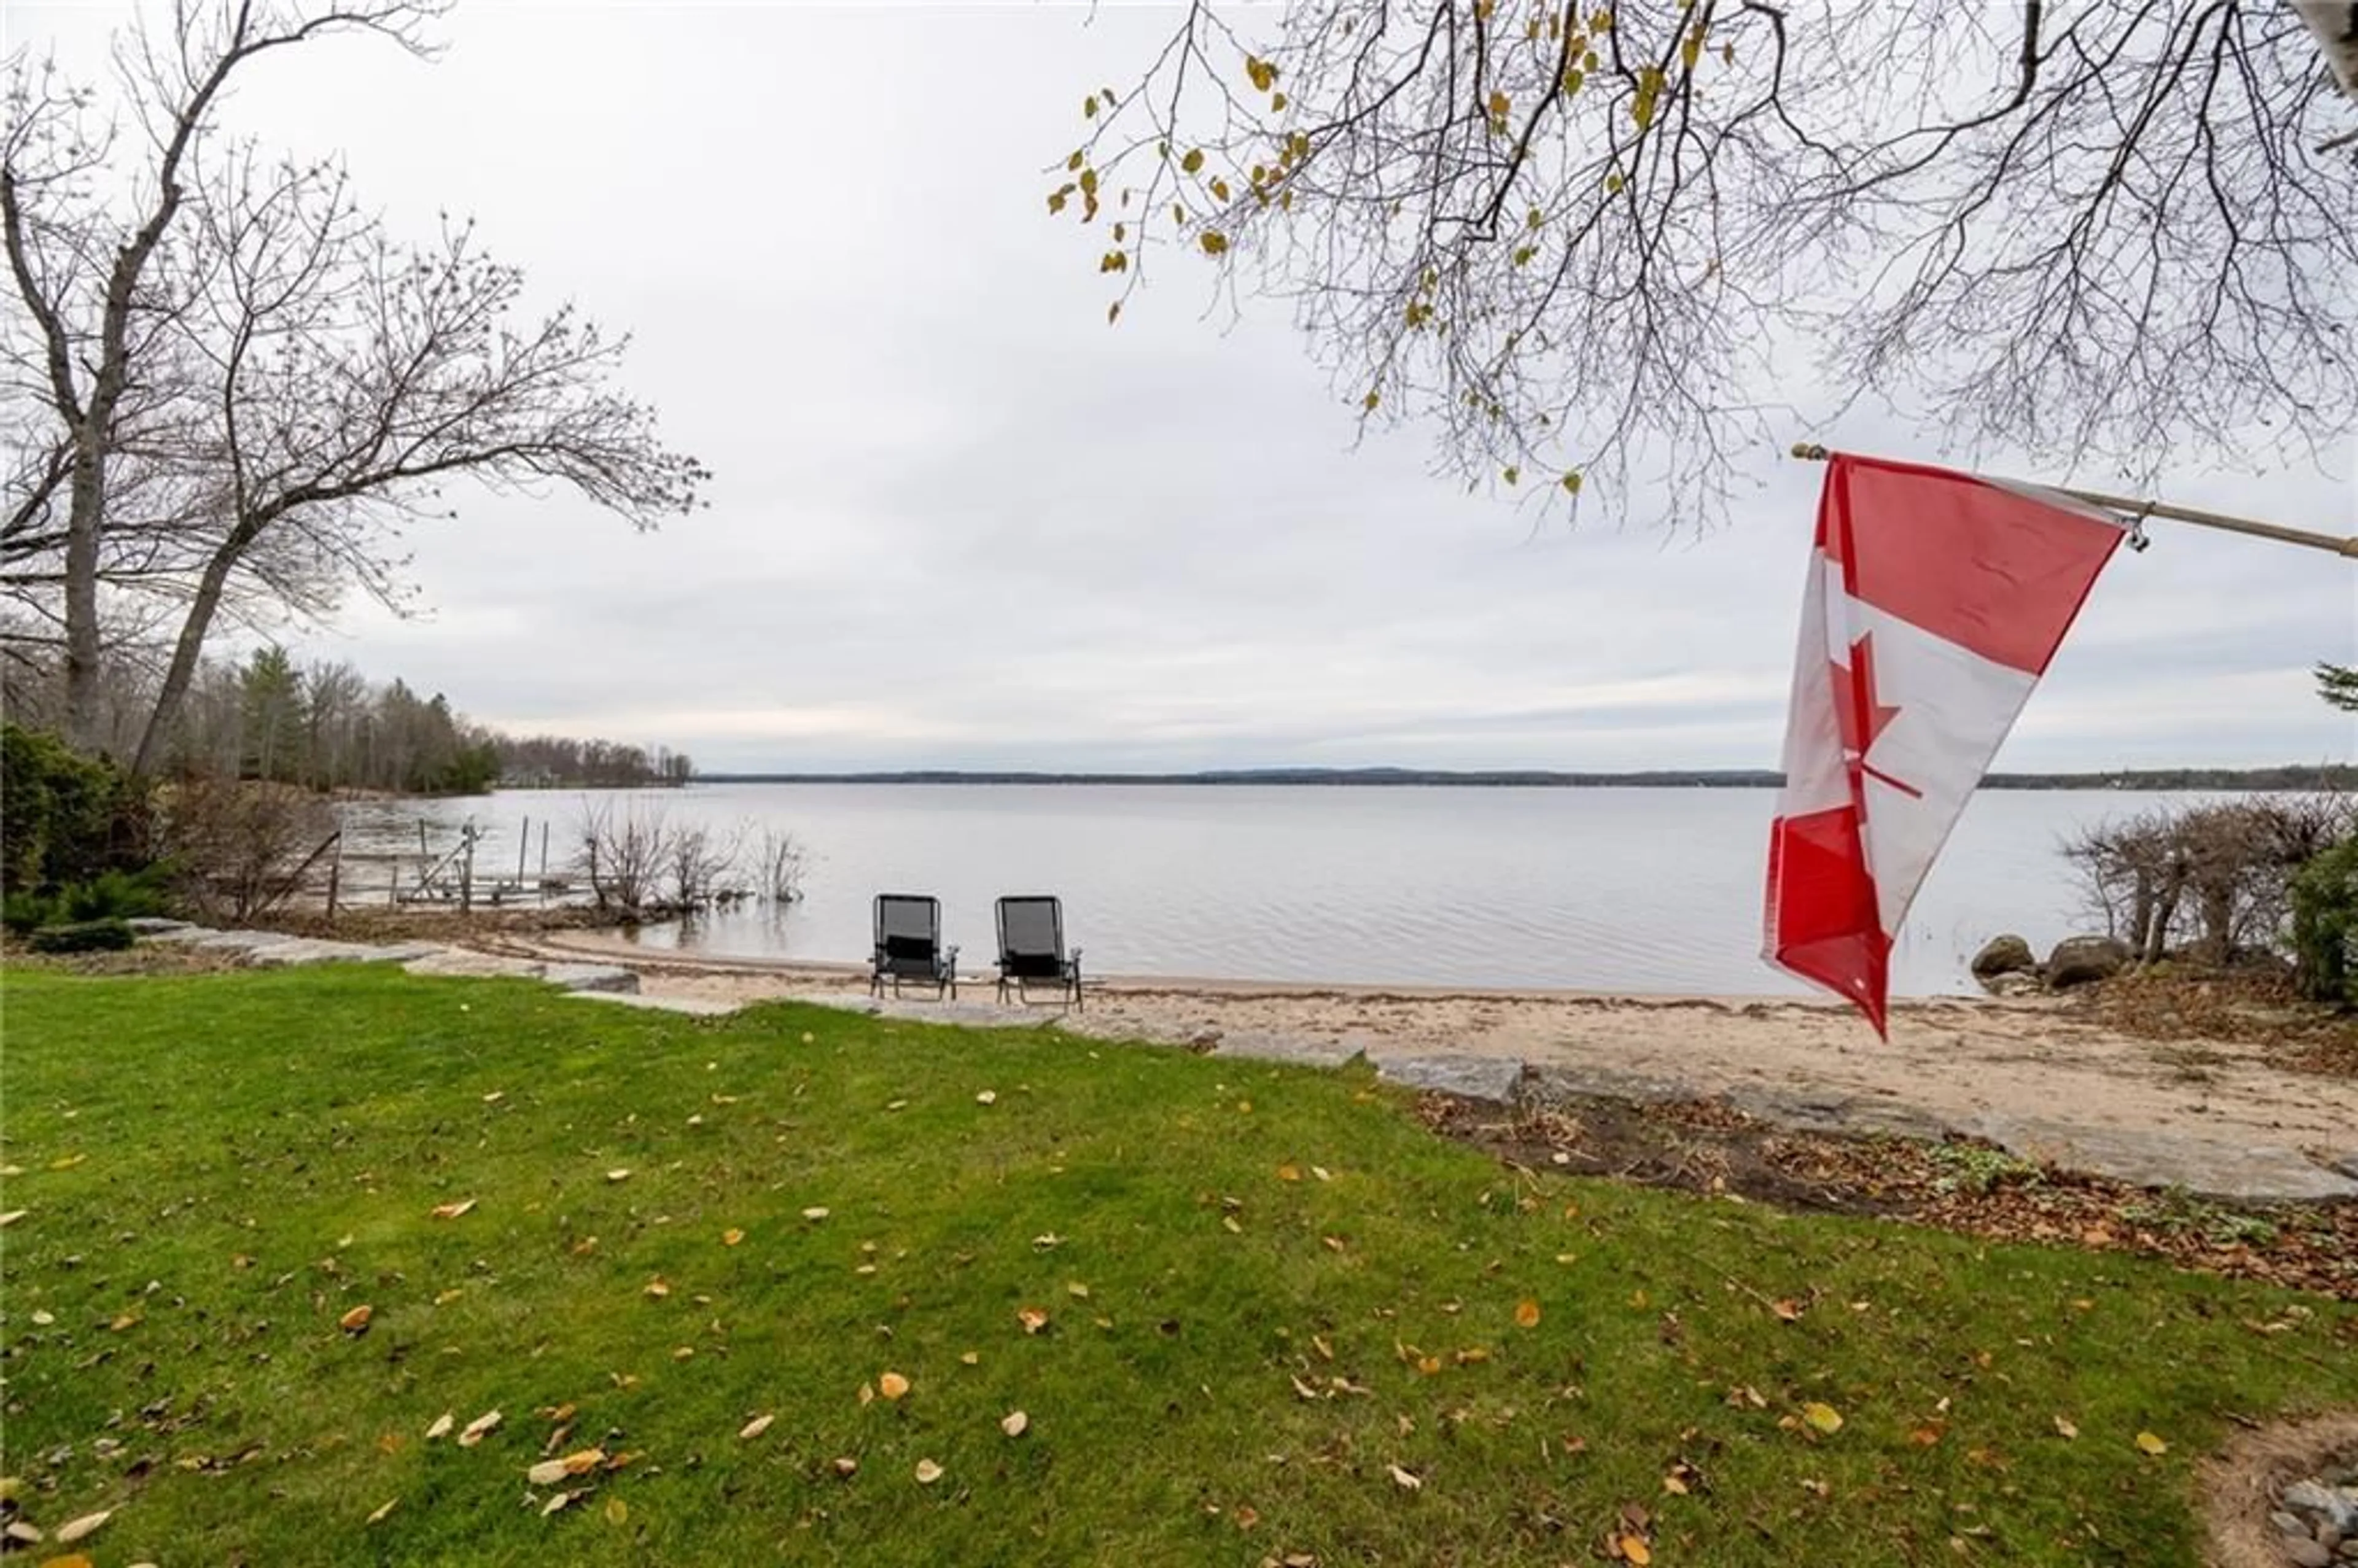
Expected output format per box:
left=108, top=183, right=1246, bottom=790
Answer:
left=1831, top=634, right=1920, bottom=798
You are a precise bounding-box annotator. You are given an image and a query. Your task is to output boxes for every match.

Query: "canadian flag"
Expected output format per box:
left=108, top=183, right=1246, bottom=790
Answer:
left=1763, top=453, right=2128, bottom=1034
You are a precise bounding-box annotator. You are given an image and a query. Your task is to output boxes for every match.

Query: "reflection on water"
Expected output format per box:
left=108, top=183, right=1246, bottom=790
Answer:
left=355, top=783, right=2177, bottom=996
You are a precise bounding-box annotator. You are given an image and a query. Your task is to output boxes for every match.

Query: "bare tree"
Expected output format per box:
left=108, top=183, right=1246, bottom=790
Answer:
left=2, top=1, right=443, bottom=752
left=574, top=798, right=675, bottom=915
left=1065, top=2, right=2357, bottom=515
left=3, top=1, right=707, bottom=764
left=660, top=819, right=744, bottom=913
left=2066, top=794, right=2356, bottom=965
left=752, top=826, right=807, bottom=905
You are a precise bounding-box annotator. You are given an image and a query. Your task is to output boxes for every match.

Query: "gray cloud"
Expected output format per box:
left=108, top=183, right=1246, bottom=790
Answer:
left=20, top=1, right=2356, bottom=772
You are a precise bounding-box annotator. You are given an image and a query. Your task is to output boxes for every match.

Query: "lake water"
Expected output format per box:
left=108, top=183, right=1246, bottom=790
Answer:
left=351, top=783, right=2181, bottom=996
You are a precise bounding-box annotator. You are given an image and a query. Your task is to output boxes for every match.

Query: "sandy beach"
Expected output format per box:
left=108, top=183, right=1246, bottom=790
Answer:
left=523, top=928, right=2358, bottom=1189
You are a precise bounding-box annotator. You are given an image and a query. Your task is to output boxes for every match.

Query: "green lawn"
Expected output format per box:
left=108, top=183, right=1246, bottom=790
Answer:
left=2, top=966, right=2352, bottom=1566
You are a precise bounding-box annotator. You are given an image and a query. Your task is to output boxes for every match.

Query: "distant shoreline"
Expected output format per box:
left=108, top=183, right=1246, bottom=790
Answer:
left=689, top=764, right=2352, bottom=791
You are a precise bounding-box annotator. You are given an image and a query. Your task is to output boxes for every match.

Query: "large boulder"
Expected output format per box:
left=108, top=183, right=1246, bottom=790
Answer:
left=2045, top=934, right=2131, bottom=990
left=1970, top=933, right=2037, bottom=980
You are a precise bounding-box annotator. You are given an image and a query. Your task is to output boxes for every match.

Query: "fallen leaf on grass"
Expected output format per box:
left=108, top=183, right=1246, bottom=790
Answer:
left=644, top=1277, right=670, bottom=1300
left=1619, top=1535, right=1653, bottom=1564
left=1223, top=1217, right=1244, bottom=1234
left=605, top=1169, right=631, bottom=1184
left=425, top=1413, right=454, bottom=1441
left=1002, top=1410, right=1029, bottom=1437
left=879, top=1372, right=910, bottom=1400
left=1018, top=1307, right=1050, bottom=1335
left=49, top=1154, right=85, bottom=1170
left=429, top=1199, right=476, bottom=1220
left=339, top=1305, right=373, bottom=1334
left=1290, top=1375, right=1323, bottom=1402
left=0, top=1210, right=25, bottom=1228
left=526, top=1459, right=571, bottom=1486
left=434, top=1289, right=463, bottom=1306
left=108, top=1311, right=140, bottom=1332
left=53, top=1512, right=110, bottom=1544
left=960, top=1351, right=981, bottom=1366
left=722, top=1228, right=744, bottom=1247
left=914, top=1459, right=943, bottom=1485
left=1387, top=1462, right=1422, bottom=1491
left=367, top=1499, right=399, bottom=1525
left=857, top=1383, right=874, bottom=1406
left=2134, top=1430, right=2168, bottom=1456
left=1514, top=1299, right=1542, bottom=1329
left=801, top=1207, right=830, bottom=1222
left=28, top=1310, right=52, bottom=1325
left=2053, top=1416, right=2079, bottom=1440
left=604, top=1497, right=629, bottom=1525
left=542, top=1490, right=579, bottom=1516
left=1066, top=1281, right=1090, bottom=1299
left=976, top=1090, right=997, bottom=1105
left=740, top=1414, right=775, bottom=1440
left=832, top=1457, right=858, bottom=1478
left=1277, top=1163, right=1301, bottom=1182
left=457, top=1410, right=502, bottom=1447
left=1801, top=1402, right=1843, bottom=1435
left=1772, top=1298, right=1805, bottom=1322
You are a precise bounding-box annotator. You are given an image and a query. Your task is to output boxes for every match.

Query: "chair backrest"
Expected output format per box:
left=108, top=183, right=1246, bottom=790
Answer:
left=874, top=894, right=941, bottom=963
left=996, top=896, right=1064, bottom=972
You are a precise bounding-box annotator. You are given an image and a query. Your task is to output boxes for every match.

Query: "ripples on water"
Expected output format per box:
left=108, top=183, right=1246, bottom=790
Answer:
left=349, top=783, right=2171, bottom=996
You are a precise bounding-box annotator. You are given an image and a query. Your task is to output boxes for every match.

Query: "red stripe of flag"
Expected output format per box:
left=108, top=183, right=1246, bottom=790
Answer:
left=1823, top=456, right=2125, bottom=675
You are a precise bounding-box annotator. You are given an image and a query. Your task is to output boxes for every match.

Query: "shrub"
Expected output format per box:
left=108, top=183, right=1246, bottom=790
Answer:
left=26, top=918, right=137, bottom=954
left=0, top=723, right=150, bottom=894
left=2290, top=835, right=2358, bottom=1007
left=156, top=776, right=338, bottom=922
left=2064, top=794, right=2354, bottom=966
left=2, top=869, right=174, bottom=936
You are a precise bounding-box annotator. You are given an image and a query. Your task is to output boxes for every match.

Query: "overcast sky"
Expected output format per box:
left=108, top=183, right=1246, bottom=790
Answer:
left=16, top=2, right=2357, bottom=773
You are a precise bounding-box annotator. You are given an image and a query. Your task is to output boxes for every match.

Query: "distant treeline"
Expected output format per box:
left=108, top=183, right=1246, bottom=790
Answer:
left=7, top=645, right=691, bottom=796
left=700, top=764, right=2358, bottom=791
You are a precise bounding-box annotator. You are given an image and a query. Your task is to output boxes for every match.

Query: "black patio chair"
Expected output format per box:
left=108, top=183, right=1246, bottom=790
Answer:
left=871, top=893, right=957, bottom=1001
left=994, top=895, right=1083, bottom=1010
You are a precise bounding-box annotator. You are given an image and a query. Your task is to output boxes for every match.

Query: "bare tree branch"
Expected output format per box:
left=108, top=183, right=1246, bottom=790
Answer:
left=1064, top=1, right=2358, bottom=521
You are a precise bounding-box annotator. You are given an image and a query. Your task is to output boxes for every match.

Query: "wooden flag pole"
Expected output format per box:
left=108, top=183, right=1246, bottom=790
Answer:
left=1789, top=444, right=2358, bottom=559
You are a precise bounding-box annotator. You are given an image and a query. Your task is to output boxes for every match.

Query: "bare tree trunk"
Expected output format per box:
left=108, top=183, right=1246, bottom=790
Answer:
left=133, top=523, right=259, bottom=776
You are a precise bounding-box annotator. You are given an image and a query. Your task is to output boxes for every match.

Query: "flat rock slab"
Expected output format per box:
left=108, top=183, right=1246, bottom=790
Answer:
left=537, top=963, right=640, bottom=996
left=1372, top=1052, right=1525, bottom=1103
left=1722, top=1084, right=1957, bottom=1144
left=401, top=950, right=549, bottom=982
left=1970, top=1112, right=2358, bottom=1203
left=244, top=938, right=445, bottom=968
left=189, top=930, right=298, bottom=955
left=566, top=991, right=742, bottom=1017
left=125, top=917, right=195, bottom=935
left=1212, top=1031, right=1370, bottom=1069
left=1521, top=1062, right=1714, bottom=1109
